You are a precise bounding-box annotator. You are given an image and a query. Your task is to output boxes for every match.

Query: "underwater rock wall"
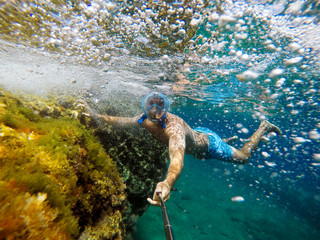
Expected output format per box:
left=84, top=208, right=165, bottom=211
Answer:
left=0, top=89, right=126, bottom=239
left=81, top=106, right=169, bottom=232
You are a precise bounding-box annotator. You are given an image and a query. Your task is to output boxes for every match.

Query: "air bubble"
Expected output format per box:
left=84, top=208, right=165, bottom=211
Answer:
left=177, top=28, right=186, bottom=36
left=270, top=93, right=279, bottom=99
left=267, top=44, right=276, bottom=51
left=236, top=123, right=243, bottom=128
left=231, top=196, right=245, bottom=202
left=275, top=78, right=286, bottom=88
left=313, top=154, right=320, bottom=161
left=241, top=128, right=249, bottom=134
left=288, top=42, right=302, bottom=52
left=218, top=15, right=236, bottom=28
left=293, top=79, right=303, bottom=84
left=309, top=130, right=320, bottom=140
left=190, top=18, right=202, bottom=27
left=286, top=1, right=304, bottom=15
left=293, top=137, right=309, bottom=143
left=236, top=70, right=259, bottom=81
left=264, top=161, right=276, bottom=167
left=269, top=68, right=284, bottom=78
left=284, top=57, right=303, bottom=66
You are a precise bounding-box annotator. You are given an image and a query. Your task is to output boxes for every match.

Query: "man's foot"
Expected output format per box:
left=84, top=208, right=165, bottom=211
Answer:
left=260, top=121, right=282, bottom=136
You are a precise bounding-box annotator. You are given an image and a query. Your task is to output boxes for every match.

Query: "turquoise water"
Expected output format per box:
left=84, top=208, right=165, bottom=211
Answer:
left=134, top=156, right=319, bottom=240
left=133, top=106, right=320, bottom=240
left=1, top=0, right=320, bottom=239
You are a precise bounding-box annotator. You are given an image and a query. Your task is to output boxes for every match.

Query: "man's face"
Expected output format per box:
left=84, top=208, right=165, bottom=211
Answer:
left=146, top=98, right=165, bottom=121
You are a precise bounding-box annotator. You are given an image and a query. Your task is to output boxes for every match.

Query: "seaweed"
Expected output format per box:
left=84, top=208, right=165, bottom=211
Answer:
left=0, top=181, right=70, bottom=240
left=0, top=89, right=126, bottom=239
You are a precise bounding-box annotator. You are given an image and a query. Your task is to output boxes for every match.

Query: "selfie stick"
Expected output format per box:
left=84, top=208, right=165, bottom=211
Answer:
left=157, top=192, right=175, bottom=240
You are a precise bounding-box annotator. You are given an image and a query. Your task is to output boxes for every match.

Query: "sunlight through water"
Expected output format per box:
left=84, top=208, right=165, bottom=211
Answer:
left=0, top=0, right=319, bottom=239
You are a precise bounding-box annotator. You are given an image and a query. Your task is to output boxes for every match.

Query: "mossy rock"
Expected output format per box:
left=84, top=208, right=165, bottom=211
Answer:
left=80, top=101, right=169, bottom=232
left=0, top=181, right=70, bottom=240
left=0, top=89, right=126, bottom=239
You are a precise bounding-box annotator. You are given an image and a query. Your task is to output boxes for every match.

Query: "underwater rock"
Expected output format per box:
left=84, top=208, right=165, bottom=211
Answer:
left=0, top=181, right=70, bottom=240
left=0, top=88, right=169, bottom=238
left=80, top=103, right=169, bottom=232
left=0, top=89, right=126, bottom=239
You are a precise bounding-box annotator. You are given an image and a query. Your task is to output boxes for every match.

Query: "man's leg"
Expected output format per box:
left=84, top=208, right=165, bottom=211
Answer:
left=223, top=135, right=238, bottom=144
left=231, top=121, right=282, bottom=163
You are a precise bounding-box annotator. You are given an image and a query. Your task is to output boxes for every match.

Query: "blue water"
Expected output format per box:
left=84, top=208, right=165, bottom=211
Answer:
left=133, top=103, right=320, bottom=239
left=134, top=156, right=320, bottom=240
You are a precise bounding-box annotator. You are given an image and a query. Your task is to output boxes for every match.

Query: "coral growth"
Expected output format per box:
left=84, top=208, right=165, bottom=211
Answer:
left=0, top=89, right=126, bottom=239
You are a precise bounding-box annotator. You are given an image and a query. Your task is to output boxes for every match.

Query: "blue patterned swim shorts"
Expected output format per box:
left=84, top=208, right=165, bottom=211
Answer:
left=194, top=127, right=233, bottom=161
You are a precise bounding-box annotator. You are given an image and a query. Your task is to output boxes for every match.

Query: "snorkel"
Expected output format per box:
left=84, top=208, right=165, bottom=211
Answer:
left=138, top=92, right=170, bottom=128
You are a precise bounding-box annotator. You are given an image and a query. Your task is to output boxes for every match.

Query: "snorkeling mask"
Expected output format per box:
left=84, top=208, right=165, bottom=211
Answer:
left=138, top=92, right=170, bottom=128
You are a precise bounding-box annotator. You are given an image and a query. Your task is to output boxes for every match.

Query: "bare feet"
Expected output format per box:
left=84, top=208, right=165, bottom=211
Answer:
left=261, top=121, right=282, bottom=136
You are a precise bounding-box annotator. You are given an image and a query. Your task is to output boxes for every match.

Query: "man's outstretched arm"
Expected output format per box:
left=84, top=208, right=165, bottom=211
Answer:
left=148, top=132, right=186, bottom=206
left=78, top=100, right=141, bottom=128
left=98, top=114, right=141, bottom=128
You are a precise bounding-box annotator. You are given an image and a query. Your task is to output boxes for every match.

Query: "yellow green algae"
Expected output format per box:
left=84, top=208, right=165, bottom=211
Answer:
left=0, top=89, right=126, bottom=239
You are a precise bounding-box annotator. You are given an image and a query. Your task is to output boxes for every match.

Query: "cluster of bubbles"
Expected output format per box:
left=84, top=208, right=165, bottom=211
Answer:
left=0, top=1, right=315, bottom=60
left=0, top=0, right=319, bottom=162
left=0, top=1, right=318, bottom=74
left=0, top=0, right=214, bottom=63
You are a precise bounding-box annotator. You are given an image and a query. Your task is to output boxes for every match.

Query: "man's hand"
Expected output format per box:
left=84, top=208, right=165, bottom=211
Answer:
left=76, top=100, right=97, bottom=118
left=76, top=100, right=102, bottom=126
left=147, top=181, right=171, bottom=207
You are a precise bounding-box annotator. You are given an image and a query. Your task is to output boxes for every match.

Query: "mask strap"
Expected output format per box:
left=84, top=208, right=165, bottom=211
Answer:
left=137, top=114, right=148, bottom=124
left=137, top=113, right=167, bottom=129
left=159, top=114, right=166, bottom=128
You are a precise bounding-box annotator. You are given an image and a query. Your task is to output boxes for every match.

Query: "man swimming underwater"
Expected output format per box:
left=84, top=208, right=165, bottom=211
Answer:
left=81, top=92, right=282, bottom=206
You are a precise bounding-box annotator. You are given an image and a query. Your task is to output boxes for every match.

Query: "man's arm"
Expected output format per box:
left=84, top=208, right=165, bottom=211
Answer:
left=98, top=114, right=141, bottom=128
left=79, top=100, right=141, bottom=128
left=148, top=131, right=186, bottom=206
left=165, top=142, right=185, bottom=190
